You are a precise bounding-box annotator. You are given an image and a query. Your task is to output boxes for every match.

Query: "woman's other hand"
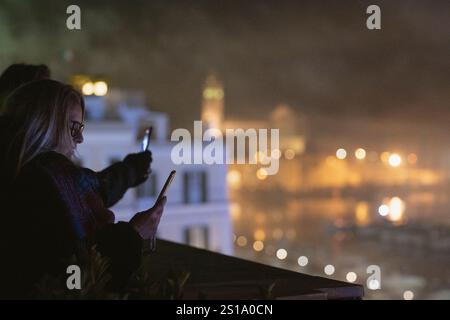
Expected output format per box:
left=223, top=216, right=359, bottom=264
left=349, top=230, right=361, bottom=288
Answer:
left=123, top=150, right=152, bottom=186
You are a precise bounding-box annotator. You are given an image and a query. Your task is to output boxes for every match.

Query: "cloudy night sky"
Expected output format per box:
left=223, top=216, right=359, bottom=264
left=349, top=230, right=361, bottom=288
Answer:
left=0, top=0, right=449, bottom=129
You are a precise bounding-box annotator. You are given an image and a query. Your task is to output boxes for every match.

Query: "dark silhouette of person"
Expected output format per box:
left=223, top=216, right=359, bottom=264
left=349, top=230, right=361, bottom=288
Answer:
left=0, top=80, right=166, bottom=298
left=0, top=64, right=51, bottom=111
left=0, top=64, right=162, bottom=297
left=0, top=63, right=151, bottom=208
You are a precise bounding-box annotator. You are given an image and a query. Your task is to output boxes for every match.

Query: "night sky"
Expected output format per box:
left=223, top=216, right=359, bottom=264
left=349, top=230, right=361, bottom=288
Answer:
left=1, top=0, right=449, bottom=129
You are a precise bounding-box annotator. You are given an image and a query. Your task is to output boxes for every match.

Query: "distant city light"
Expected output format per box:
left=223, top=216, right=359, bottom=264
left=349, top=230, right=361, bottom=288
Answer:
left=261, top=154, right=271, bottom=163
left=403, top=290, right=414, bottom=300
left=388, top=153, right=402, bottom=167
left=276, top=249, right=288, bottom=260
left=272, top=228, right=284, bottom=240
left=254, top=229, right=266, bottom=241
left=380, top=152, right=390, bottom=163
left=284, top=149, right=295, bottom=160
left=407, top=153, right=418, bottom=165
left=272, top=149, right=282, bottom=159
left=253, top=240, right=264, bottom=252
left=297, top=256, right=309, bottom=267
left=378, top=204, right=390, bottom=216
left=203, top=88, right=224, bottom=100
left=368, top=279, right=380, bottom=290
left=346, top=272, right=357, bottom=283
left=256, top=168, right=268, bottom=180
left=388, top=197, right=405, bottom=222
left=336, top=148, right=347, bottom=160
left=378, top=197, right=405, bottom=222
left=324, top=264, right=335, bottom=275
left=81, top=82, right=95, bottom=95
left=355, top=201, right=369, bottom=226
left=355, top=148, right=366, bottom=160
left=230, top=203, right=241, bottom=220
left=227, top=170, right=242, bottom=188
left=236, top=236, right=247, bottom=247
left=254, top=151, right=265, bottom=163
left=93, top=81, right=108, bottom=96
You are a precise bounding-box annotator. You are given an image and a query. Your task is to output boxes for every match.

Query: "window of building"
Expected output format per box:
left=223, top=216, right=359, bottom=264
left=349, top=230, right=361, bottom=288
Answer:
left=136, top=173, right=158, bottom=199
left=183, top=171, right=207, bottom=203
left=184, top=225, right=209, bottom=249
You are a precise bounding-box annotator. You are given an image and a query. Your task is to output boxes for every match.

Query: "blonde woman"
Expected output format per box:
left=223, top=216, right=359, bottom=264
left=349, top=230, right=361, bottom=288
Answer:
left=0, top=80, right=166, bottom=297
left=0, top=63, right=152, bottom=209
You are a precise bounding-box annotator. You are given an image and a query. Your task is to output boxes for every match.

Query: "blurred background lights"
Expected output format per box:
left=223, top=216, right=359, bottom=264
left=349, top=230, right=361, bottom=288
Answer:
left=284, top=149, right=295, bottom=160
left=388, top=197, right=405, bottom=222
left=81, top=82, right=94, bottom=95
left=380, top=151, right=390, bottom=163
left=253, top=229, right=266, bottom=241
left=227, top=170, right=242, bottom=188
left=255, top=151, right=266, bottom=163
left=236, top=236, right=247, bottom=247
left=253, top=240, right=264, bottom=252
left=336, top=148, right=347, bottom=159
left=256, top=168, right=268, bottom=180
left=93, top=81, right=108, bottom=96
left=355, top=148, right=366, bottom=160
left=378, top=204, right=390, bottom=216
left=324, top=264, right=335, bottom=275
left=346, top=272, right=357, bottom=283
left=403, top=290, right=414, bottom=300
left=276, top=248, right=288, bottom=260
left=355, top=201, right=369, bottom=226
left=272, top=149, right=281, bottom=159
left=230, top=203, right=241, bottom=220
left=297, top=256, right=309, bottom=267
left=388, top=153, right=402, bottom=167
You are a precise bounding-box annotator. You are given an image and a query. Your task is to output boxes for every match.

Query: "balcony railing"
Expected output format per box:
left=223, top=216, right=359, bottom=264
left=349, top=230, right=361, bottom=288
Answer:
left=147, top=239, right=364, bottom=300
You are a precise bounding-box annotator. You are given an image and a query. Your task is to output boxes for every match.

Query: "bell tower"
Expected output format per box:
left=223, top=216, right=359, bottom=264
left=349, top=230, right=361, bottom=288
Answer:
left=201, top=74, right=224, bottom=132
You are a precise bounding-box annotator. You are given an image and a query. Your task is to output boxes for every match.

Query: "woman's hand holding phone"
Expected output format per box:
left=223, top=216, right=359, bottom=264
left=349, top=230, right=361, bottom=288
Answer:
left=130, top=196, right=167, bottom=240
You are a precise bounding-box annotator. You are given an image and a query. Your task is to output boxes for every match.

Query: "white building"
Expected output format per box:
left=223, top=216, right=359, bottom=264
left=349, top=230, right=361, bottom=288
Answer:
left=77, top=93, right=233, bottom=255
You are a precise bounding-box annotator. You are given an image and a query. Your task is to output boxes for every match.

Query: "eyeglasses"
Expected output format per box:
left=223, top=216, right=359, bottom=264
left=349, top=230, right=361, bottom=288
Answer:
left=70, top=120, right=85, bottom=138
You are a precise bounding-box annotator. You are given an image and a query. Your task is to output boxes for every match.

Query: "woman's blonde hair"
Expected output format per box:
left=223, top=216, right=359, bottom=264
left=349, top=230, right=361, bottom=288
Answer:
left=2, top=79, right=84, bottom=177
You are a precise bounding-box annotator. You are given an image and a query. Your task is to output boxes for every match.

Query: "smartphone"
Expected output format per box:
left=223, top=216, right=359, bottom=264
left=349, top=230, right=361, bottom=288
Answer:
left=157, top=170, right=176, bottom=201
left=141, top=126, right=153, bottom=151
left=146, top=170, right=176, bottom=253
